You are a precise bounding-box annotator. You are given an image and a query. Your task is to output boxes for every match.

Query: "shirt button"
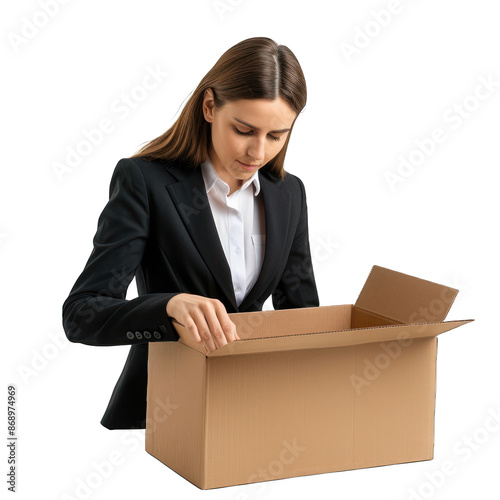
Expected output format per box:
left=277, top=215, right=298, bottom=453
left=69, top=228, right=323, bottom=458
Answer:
left=234, top=247, right=240, bottom=254
left=235, top=287, right=241, bottom=293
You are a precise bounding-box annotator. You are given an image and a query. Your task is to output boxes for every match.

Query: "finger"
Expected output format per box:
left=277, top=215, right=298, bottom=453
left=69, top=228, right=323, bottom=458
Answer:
left=184, top=317, right=202, bottom=344
left=219, top=317, right=238, bottom=342
left=204, top=308, right=228, bottom=350
left=211, top=301, right=239, bottom=342
left=192, top=309, right=217, bottom=354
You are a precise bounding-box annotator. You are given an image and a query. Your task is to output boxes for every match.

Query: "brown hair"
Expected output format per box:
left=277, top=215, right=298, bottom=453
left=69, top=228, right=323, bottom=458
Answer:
left=129, top=37, right=307, bottom=179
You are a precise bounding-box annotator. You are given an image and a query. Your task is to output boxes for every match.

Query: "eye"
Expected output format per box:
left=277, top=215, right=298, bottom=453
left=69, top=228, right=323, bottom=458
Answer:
left=233, top=126, right=281, bottom=142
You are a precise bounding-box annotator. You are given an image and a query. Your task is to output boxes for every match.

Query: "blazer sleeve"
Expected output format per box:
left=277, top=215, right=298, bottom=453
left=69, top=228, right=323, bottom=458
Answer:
left=272, top=175, right=320, bottom=310
left=62, top=158, right=181, bottom=346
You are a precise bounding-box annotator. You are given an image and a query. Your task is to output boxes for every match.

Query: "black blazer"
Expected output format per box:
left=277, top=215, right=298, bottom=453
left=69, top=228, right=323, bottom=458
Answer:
left=62, top=156, right=319, bottom=430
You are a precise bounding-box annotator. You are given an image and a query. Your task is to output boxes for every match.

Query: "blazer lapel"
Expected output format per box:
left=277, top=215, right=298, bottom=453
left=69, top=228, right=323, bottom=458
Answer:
left=238, top=170, right=291, bottom=311
left=165, top=165, right=238, bottom=310
left=164, top=162, right=291, bottom=313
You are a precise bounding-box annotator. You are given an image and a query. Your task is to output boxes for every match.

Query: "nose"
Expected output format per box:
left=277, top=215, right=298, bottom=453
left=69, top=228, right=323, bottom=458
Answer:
left=247, top=135, right=266, bottom=163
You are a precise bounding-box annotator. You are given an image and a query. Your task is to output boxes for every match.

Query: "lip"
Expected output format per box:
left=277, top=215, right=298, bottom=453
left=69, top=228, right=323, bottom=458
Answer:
left=237, top=160, right=260, bottom=171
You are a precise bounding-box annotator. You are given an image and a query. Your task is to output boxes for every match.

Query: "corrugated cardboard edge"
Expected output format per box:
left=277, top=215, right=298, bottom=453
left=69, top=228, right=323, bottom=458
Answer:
left=432, top=337, right=439, bottom=460
left=145, top=342, right=209, bottom=487
left=204, top=319, right=474, bottom=357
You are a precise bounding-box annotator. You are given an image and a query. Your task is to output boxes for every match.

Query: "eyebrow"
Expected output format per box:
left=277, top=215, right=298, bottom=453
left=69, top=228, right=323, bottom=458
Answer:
left=232, top=117, right=291, bottom=133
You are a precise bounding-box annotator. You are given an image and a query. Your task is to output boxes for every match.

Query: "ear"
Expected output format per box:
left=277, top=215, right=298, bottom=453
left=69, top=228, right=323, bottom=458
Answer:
left=202, top=88, right=215, bottom=123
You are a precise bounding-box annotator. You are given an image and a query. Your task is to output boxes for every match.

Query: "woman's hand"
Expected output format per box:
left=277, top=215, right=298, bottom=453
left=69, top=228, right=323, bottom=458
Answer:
left=166, top=293, right=240, bottom=354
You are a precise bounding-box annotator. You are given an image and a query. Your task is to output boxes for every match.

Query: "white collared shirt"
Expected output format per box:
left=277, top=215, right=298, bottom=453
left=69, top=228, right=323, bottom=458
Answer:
left=200, top=156, right=266, bottom=307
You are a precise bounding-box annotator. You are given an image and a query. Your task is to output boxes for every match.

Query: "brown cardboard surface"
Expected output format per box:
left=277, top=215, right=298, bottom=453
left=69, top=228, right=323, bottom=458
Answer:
left=355, top=265, right=458, bottom=323
left=145, top=341, right=206, bottom=486
left=205, top=337, right=439, bottom=485
left=146, top=336, right=442, bottom=488
left=176, top=304, right=353, bottom=355
left=351, top=306, right=402, bottom=328
left=146, top=265, right=473, bottom=489
left=204, top=319, right=471, bottom=357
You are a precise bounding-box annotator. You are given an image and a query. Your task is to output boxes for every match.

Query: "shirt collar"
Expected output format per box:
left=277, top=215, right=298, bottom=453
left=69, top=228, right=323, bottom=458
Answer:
left=200, top=156, right=261, bottom=197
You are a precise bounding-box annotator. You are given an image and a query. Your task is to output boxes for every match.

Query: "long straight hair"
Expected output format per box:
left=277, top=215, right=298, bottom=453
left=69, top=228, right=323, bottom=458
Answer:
left=130, top=37, right=307, bottom=179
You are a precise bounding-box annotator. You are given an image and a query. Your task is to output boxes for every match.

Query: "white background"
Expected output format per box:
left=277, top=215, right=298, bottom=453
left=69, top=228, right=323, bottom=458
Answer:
left=2, top=0, right=499, bottom=498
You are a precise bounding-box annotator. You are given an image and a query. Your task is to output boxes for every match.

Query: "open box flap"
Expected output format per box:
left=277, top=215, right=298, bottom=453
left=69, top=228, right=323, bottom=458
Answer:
left=355, top=265, right=459, bottom=324
left=205, top=319, right=473, bottom=357
left=174, top=304, right=353, bottom=355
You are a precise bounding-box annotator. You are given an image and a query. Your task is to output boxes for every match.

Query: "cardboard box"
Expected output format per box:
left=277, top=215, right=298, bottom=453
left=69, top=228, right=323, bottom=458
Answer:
left=145, top=265, right=473, bottom=489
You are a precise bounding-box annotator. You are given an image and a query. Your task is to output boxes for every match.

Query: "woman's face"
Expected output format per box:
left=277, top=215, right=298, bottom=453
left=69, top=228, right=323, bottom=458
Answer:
left=202, top=89, right=297, bottom=193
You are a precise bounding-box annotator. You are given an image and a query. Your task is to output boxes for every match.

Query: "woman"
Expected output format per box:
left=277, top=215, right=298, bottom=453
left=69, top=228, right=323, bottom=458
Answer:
left=62, top=36, right=319, bottom=430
